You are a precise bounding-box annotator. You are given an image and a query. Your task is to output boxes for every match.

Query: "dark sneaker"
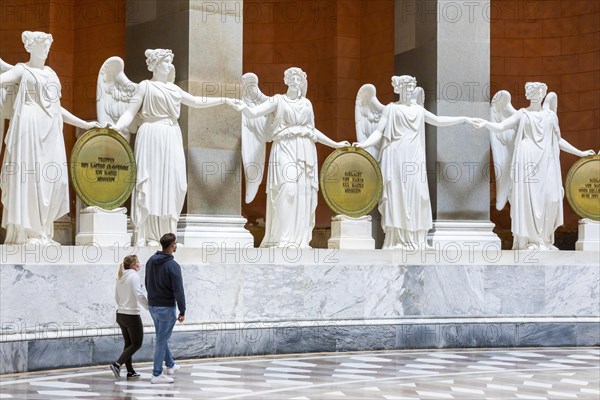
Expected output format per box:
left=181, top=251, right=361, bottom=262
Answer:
left=127, top=372, right=141, bottom=380
left=109, top=362, right=121, bottom=379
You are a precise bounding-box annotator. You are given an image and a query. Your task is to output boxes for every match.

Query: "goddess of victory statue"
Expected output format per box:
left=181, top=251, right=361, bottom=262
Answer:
left=234, top=68, right=350, bottom=248
left=0, top=31, right=100, bottom=245
left=98, top=49, right=238, bottom=246
left=354, top=75, right=480, bottom=250
left=475, top=82, right=596, bottom=250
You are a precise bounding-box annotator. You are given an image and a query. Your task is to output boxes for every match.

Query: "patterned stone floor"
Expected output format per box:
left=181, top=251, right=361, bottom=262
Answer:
left=0, top=348, right=598, bottom=399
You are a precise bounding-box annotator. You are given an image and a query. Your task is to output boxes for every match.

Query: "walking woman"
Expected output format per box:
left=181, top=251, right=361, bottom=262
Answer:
left=110, top=255, right=148, bottom=380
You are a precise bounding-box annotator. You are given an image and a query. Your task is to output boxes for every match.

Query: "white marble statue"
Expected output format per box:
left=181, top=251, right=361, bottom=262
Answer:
left=354, top=84, right=425, bottom=161
left=475, top=82, right=596, bottom=250
left=0, top=32, right=100, bottom=245
left=99, top=49, right=238, bottom=246
left=0, top=58, right=15, bottom=145
left=235, top=67, right=350, bottom=248
left=354, top=75, right=479, bottom=250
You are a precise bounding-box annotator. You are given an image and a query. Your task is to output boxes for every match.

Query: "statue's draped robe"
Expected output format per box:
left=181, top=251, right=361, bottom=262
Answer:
left=131, top=80, right=187, bottom=245
left=379, top=103, right=432, bottom=249
left=1, top=64, right=69, bottom=243
left=510, top=109, right=563, bottom=249
left=261, top=94, right=318, bottom=248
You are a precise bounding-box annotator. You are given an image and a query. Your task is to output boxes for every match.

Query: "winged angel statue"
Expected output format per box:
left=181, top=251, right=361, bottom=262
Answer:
left=1, top=31, right=101, bottom=245
left=97, top=49, right=237, bottom=246
left=1, top=58, right=15, bottom=145
left=354, top=75, right=479, bottom=250
left=235, top=68, right=350, bottom=248
left=475, top=82, right=596, bottom=250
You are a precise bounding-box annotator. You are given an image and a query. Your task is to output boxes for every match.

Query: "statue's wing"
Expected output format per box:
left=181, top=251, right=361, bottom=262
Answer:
left=1, top=59, right=16, bottom=118
left=241, top=73, right=271, bottom=204
left=355, top=84, right=384, bottom=160
left=97, top=56, right=140, bottom=139
left=490, top=90, right=518, bottom=210
left=543, top=92, right=558, bottom=114
left=1, top=58, right=17, bottom=144
left=0, top=58, right=12, bottom=71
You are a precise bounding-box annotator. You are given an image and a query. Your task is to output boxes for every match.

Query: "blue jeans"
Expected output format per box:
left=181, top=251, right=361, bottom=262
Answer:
left=149, top=306, right=177, bottom=376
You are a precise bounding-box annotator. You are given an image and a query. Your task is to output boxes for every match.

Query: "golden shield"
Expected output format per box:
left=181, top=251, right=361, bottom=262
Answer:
left=70, top=128, right=136, bottom=210
left=320, top=147, right=383, bottom=217
left=565, top=154, right=600, bottom=221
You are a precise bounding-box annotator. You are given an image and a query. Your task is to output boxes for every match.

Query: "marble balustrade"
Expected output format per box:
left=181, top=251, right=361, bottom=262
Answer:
left=1, top=247, right=598, bottom=373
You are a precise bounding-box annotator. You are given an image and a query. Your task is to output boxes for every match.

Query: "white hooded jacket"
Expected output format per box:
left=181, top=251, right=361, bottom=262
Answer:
left=115, top=269, right=149, bottom=315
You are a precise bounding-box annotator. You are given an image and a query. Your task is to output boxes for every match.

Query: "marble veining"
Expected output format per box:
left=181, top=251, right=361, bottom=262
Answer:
left=1, top=260, right=598, bottom=337
left=545, top=265, right=600, bottom=315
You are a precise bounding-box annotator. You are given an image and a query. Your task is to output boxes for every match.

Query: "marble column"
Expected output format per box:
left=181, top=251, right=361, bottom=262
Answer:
left=395, top=0, right=500, bottom=250
left=126, top=0, right=253, bottom=248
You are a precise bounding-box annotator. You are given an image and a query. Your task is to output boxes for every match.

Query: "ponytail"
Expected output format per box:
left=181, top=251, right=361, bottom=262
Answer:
left=118, top=255, right=139, bottom=279
left=117, top=263, right=126, bottom=279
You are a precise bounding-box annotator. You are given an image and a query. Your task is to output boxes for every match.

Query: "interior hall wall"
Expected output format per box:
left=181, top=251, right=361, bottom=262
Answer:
left=490, top=0, right=600, bottom=245
left=0, top=0, right=126, bottom=242
left=242, top=0, right=395, bottom=244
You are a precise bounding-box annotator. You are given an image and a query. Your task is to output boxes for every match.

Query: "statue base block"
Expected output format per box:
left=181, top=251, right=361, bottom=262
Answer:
left=75, top=207, right=131, bottom=246
left=428, top=220, right=501, bottom=251
left=576, top=219, right=600, bottom=251
left=328, top=215, right=375, bottom=249
left=177, top=215, right=254, bottom=249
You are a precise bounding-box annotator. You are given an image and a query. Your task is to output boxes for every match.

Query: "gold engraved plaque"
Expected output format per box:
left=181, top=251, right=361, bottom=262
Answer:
left=320, top=147, right=383, bottom=217
left=565, top=154, right=600, bottom=221
left=71, top=128, right=136, bottom=210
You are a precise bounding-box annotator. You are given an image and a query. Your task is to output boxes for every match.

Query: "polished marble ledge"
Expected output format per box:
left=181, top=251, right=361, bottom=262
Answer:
left=2, top=256, right=598, bottom=331
left=1, top=245, right=598, bottom=266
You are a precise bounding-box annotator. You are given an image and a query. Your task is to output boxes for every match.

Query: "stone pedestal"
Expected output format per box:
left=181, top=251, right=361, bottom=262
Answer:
left=75, top=207, right=131, bottom=246
left=428, top=220, right=501, bottom=251
left=328, top=215, right=375, bottom=249
left=126, top=0, right=253, bottom=248
left=177, top=215, right=253, bottom=249
left=576, top=219, right=600, bottom=251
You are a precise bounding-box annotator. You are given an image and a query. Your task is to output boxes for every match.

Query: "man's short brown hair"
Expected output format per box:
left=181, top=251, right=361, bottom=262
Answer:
left=160, top=233, right=177, bottom=250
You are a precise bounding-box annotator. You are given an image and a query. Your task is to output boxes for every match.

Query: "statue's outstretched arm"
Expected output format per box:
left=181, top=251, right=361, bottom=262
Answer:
left=355, top=129, right=383, bottom=149
left=240, top=98, right=277, bottom=119
left=559, top=137, right=595, bottom=157
left=479, top=112, right=521, bottom=133
left=315, top=128, right=350, bottom=149
left=180, top=88, right=227, bottom=109
left=424, top=109, right=469, bottom=127
left=61, top=107, right=100, bottom=130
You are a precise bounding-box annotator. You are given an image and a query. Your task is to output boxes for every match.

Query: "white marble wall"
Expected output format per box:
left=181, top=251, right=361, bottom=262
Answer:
left=1, top=247, right=598, bottom=338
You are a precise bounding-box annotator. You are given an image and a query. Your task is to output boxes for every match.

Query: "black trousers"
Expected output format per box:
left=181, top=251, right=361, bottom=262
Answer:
left=116, top=313, right=144, bottom=372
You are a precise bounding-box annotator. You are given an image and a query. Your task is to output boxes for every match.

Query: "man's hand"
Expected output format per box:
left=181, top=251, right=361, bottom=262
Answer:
left=177, top=315, right=185, bottom=323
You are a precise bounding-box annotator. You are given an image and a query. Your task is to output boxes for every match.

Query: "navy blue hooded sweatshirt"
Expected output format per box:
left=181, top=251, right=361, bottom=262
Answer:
left=145, top=251, right=186, bottom=316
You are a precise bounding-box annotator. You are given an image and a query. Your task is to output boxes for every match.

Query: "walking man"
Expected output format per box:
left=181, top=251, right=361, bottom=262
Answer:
left=146, top=233, right=186, bottom=384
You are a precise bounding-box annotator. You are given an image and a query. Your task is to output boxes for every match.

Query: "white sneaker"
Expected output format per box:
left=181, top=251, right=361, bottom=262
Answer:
left=166, top=364, right=181, bottom=375
left=151, top=374, right=174, bottom=384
